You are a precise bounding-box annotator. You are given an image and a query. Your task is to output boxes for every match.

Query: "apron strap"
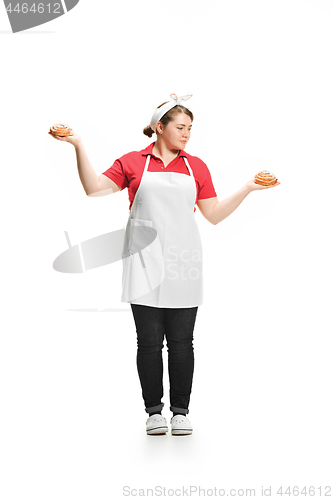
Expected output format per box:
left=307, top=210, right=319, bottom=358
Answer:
left=143, top=155, right=151, bottom=174
left=183, top=157, right=194, bottom=177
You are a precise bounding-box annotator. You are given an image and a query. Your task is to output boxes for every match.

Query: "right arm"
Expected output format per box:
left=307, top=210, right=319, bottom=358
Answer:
left=49, top=132, right=121, bottom=197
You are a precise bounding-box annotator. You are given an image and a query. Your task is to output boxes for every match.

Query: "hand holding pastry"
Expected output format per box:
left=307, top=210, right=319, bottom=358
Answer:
left=49, top=123, right=73, bottom=137
left=246, top=170, right=280, bottom=191
left=48, top=123, right=81, bottom=147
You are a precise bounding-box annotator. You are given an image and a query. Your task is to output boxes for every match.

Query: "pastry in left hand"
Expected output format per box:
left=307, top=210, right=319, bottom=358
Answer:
left=254, top=170, right=278, bottom=186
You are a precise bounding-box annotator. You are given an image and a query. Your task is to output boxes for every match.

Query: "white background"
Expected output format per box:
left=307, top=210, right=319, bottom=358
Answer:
left=1, top=0, right=333, bottom=498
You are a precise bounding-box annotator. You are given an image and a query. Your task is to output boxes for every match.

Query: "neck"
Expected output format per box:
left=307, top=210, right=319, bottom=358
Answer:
left=152, top=139, right=180, bottom=162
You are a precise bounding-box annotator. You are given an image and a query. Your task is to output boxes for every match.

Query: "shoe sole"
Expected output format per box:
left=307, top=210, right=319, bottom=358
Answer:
left=171, top=429, right=193, bottom=435
left=147, top=427, right=168, bottom=435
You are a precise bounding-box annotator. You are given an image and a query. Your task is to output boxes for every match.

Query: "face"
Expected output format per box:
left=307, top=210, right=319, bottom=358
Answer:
left=157, top=112, right=192, bottom=150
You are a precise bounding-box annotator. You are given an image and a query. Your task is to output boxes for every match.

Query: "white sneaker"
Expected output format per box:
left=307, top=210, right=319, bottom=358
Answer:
left=170, top=414, right=193, bottom=435
left=146, top=414, right=168, bottom=435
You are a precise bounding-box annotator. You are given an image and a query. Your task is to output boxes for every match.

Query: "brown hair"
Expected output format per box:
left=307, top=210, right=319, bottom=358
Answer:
left=143, top=102, right=194, bottom=137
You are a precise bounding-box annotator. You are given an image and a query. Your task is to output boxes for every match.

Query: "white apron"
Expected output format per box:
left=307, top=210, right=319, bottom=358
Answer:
left=121, top=154, right=203, bottom=308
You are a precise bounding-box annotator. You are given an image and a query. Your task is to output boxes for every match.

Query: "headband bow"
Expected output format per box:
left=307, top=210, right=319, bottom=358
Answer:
left=169, top=93, right=193, bottom=104
left=149, top=93, right=193, bottom=132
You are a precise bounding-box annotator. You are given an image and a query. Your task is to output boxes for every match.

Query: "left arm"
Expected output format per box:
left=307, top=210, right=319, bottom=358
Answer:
left=197, top=180, right=280, bottom=225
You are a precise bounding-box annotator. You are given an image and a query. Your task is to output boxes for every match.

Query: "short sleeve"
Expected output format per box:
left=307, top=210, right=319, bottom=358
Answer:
left=102, top=159, right=128, bottom=191
left=197, top=162, right=217, bottom=200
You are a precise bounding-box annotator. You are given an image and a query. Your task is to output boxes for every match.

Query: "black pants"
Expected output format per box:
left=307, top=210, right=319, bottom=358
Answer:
left=130, top=304, right=199, bottom=415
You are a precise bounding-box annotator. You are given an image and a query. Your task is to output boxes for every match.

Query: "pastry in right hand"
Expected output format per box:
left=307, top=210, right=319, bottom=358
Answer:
left=49, top=123, right=74, bottom=137
left=254, top=170, right=278, bottom=186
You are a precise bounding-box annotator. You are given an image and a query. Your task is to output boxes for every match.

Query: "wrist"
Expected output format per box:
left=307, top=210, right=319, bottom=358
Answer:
left=73, top=137, right=82, bottom=150
left=243, top=183, right=252, bottom=195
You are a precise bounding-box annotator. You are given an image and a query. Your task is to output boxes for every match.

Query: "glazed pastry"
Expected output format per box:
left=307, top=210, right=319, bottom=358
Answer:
left=254, top=170, right=278, bottom=186
left=49, top=123, right=73, bottom=137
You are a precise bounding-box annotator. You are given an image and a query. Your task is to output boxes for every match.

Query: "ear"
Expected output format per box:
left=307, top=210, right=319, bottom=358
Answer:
left=156, top=121, right=163, bottom=134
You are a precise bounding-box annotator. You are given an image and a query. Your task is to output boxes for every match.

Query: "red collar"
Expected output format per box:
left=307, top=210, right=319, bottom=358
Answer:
left=141, top=142, right=188, bottom=160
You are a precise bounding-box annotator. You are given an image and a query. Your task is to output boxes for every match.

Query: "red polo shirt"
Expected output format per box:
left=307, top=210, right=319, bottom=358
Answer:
left=102, top=142, right=217, bottom=212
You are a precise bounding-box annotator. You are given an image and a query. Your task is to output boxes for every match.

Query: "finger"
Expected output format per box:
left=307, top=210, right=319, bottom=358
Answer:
left=255, top=181, right=280, bottom=188
left=48, top=132, right=60, bottom=139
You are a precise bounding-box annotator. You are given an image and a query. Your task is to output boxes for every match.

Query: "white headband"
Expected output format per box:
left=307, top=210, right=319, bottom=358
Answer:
left=149, top=93, right=193, bottom=132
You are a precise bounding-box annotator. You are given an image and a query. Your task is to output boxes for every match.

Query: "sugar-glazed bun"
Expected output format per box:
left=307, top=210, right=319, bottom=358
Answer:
left=49, top=123, right=73, bottom=137
left=254, top=170, right=277, bottom=186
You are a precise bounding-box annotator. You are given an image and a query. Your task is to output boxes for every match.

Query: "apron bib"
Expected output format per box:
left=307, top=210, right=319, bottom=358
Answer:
left=121, top=154, right=203, bottom=308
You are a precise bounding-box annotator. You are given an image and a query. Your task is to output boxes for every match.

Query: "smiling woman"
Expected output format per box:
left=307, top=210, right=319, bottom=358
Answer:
left=49, top=93, right=280, bottom=436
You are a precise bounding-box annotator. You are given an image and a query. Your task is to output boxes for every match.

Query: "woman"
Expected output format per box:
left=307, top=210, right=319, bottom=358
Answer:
left=50, top=94, right=280, bottom=436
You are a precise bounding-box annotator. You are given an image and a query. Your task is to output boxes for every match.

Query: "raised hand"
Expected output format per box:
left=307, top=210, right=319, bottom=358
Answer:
left=246, top=179, right=281, bottom=191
